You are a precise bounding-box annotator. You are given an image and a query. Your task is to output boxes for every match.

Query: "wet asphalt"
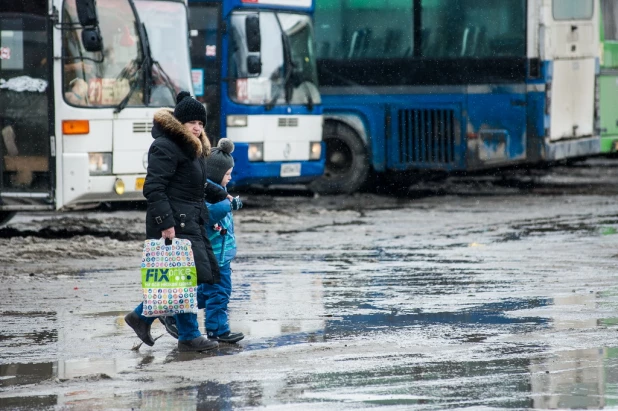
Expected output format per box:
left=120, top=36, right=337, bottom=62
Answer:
left=1, top=158, right=618, bottom=410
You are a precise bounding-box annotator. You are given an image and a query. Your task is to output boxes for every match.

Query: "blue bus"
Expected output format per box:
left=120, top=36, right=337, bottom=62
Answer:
left=311, top=0, right=601, bottom=194
left=187, top=0, right=325, bottom=188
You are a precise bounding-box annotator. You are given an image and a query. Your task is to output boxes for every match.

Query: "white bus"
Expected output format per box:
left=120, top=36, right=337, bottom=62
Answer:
left=0, top=0, right=193, bottom=224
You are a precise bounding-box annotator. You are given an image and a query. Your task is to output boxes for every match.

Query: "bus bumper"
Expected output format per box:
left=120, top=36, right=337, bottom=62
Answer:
left=229, top=144, right=325, bottom=188
left=543, top=136, right=600, bottom=161
left=62, top=174, right=146, bottom=207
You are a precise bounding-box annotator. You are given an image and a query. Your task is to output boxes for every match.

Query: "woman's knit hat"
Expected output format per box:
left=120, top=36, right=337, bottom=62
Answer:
left=174, top=91, right=206, bottom=125
left=206, top=138, right=235, bottom=185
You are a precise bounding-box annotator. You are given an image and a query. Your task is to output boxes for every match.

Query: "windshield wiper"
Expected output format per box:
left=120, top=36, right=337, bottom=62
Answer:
left=152, top=60, right=178, bottom=102
left=114, top=57, right=147, bottom=113
left=265, top=14, right=295, bottom=111
left=116, top=0, right=152, bottom=113
left=301, top=81, right=314, bottom=111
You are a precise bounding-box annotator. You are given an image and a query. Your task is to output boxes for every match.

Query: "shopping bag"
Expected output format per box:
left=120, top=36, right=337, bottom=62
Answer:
left=140, top=238, right=198, bottom=317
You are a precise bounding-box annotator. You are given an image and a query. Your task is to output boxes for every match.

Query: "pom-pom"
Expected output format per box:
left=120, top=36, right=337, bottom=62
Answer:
left=217, top=138, right=235, bottom=154
left=176, top=91, right=191, bottom=104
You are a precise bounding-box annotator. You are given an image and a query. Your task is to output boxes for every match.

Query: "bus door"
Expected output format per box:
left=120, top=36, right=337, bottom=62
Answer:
left=188, top=2, right=222, bottom=142
left=599, top=0, right=618, bottom=152
left=0, top=1, right=54, bottom=207
left=546, top=0, right=598, bottom=142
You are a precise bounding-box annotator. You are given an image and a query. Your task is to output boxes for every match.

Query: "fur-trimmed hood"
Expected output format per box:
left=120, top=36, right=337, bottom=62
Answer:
left=152, top=108, right=211, bottom=159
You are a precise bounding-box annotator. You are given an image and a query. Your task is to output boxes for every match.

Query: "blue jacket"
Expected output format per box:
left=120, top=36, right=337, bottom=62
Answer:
left=205, top=180, right=236, bottom=266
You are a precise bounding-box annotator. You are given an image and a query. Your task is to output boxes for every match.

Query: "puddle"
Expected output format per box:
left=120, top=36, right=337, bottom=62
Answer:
left=0, top=311, right=57, bottom=347
left=0, top=395, right=57, bottom=410
left=322, top=297, right=551, bottom=340
left=0, top=358, right=137, bottom=388
left=17, top=346, right=614, bottom=410
left=495, top=215, right=618, bottom=243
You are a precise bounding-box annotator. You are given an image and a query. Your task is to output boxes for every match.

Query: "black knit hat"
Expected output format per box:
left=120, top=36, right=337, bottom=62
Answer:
left=174, top=91, right=206, bottom=125
left=206, top=138, right=235, bottom=185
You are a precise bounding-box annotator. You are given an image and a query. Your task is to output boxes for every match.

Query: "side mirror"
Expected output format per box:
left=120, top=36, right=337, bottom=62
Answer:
left=82, top=27, right=104, bottom=52
left=76, top=0, right=99, bottom=27
left=247, top=55, right=262, bottom=76
left=245, top=15, right=261, bottom=53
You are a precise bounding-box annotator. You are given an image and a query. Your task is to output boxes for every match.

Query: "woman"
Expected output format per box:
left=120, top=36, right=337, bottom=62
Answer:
left=125, top=91, right=229, bottom=352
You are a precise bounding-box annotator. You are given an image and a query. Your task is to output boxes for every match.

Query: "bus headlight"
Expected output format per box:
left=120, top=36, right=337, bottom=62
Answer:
left=309, top=142, right=322, bottom=160
left=89, top=153, right=112, bottom=175
left=114, top=178, right=125, bottom=195
left=227, top=115, right=248, bottom=127
left=248, top=143, right=264, bottom=162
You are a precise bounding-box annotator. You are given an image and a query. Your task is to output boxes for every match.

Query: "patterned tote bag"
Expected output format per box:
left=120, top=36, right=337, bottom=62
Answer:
left=140, top=238, right=198, bottom=317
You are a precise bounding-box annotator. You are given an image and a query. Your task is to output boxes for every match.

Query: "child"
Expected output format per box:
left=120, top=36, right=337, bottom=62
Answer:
left=158, top=138, right=243, bottom=344
left=199, top=138, right=244, bottom=343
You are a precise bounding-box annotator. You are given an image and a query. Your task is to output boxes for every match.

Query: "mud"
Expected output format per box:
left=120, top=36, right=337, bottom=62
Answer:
left=1, top=159, right=618, bottom=409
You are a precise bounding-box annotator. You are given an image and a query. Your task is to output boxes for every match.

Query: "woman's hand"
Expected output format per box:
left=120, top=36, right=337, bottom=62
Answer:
left=161, top=226, right=175, bottom=240
left=227, top=194, right=233, bottom=201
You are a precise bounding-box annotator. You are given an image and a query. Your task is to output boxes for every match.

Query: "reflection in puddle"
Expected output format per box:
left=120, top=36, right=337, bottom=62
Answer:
left=530, top=347, right=618, bottom=409
left=325, top=298, right=551, bottom=340
left=0, top=395, right=57, bottom=410
left=0, top=362, right=54, bottom=387
left=0, top=357, right=137, bottom=387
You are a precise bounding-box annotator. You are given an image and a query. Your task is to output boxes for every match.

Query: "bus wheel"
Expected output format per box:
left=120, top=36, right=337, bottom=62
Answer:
left=310, top=122, right=369, bottom=195
left=0, top=211, right=15, bottom=226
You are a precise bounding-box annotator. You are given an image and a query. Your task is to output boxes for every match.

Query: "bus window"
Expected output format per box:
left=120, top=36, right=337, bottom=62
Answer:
left=553, top=0, right=594, bottom=21
left=0, top=4, right=50, bottom=190
left=314, top=0, right=524, bottom=60
left=228, top=11, right=319, bottom=107
left=62, top=0, right=143, bottom=107
left=601, top=0, right=618, bottom=41
left=314, top=0, right=414, bottom=60
left=420, top=0, right=525, bottom=59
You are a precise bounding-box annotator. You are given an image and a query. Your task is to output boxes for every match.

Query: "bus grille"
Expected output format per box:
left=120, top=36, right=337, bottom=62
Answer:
left=133, top=122, right=153, bottom=133
left=396, top=109, right=456, bottom=166
left=278, top=118, right=298, bottom=127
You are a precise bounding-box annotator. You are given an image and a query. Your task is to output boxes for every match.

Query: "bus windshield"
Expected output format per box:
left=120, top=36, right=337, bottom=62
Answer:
left=228, top=11, right=320, bottom=107
left=62, top=0, right=189, bottom=108
left=134, top=0, right=192, bottom=106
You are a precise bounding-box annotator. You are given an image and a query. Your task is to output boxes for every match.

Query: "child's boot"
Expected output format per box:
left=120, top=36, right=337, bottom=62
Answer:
left=208, top=331, right=244, bottom=343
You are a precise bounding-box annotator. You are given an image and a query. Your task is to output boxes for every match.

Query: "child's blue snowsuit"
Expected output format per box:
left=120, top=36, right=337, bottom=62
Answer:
left=197, top=179, right=236, bottom=337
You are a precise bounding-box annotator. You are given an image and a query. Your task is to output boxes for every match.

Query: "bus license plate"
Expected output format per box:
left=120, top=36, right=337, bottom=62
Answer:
left=135, top=177, right=145, bottom=190
left=280, top=163, right=301, bottom=177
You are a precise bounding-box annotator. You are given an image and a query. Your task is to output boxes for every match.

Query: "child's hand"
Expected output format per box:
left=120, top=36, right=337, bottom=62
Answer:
left=230, top=196, right=243, bottom=211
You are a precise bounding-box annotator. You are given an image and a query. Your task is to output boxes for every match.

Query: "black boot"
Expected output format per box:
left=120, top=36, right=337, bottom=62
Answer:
left=159, top=316, right=178, bottom=339
left=178, top=336, right=219, bottom=352
left=208, top=331, right=244, bottom=344
left=125, top=311, right=155, bottom=346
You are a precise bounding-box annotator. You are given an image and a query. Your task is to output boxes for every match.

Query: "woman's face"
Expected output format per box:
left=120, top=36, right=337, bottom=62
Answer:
left=184, top=120, right=204, bottom=138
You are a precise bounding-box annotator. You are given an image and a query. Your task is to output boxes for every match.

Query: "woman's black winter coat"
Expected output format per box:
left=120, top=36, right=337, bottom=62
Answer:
left=143, top=108, right=228, bottom=285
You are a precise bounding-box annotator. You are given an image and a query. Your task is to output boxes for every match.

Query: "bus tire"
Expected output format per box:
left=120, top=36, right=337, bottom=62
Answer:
left=310, top=121, right=369, bottom=195
left=0, top=211, right=15, bottom=226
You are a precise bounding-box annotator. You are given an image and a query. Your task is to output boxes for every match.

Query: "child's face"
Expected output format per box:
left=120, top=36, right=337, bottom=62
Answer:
left=221, top=168, right=233, bottom=187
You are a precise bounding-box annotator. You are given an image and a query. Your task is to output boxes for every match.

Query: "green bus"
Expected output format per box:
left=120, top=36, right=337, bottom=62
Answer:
left=600, top=0, right=618, bottom=153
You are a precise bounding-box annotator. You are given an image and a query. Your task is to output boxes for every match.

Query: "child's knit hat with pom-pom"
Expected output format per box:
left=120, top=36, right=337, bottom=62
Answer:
left=206, top=138, right=235, bottom=185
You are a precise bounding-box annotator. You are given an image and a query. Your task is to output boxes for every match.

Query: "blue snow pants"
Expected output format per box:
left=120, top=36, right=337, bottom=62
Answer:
left=197, top=262, right=232, bottom=337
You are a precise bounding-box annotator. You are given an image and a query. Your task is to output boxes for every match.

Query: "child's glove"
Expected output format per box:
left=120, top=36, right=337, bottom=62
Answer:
left=230, top=196, right=243, bottom=211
